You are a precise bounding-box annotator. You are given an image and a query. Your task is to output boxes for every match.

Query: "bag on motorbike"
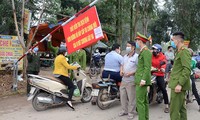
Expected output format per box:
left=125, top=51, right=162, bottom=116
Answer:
left=73, top=80, right=80, bottom=97
left=73, top=86, right=81, bottom=97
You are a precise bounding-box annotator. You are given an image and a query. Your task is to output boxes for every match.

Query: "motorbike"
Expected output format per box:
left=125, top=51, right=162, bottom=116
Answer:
left=148, top=75, right=164, bottom=104
left=27, top=63, right=92, bottom=111
left=148, top=67, right=164, bottom=104
left=186, top=68, right=200, bottom=104
left=89, top=51, right=104, bottom=77
left=94, top=77, right=120, bottom=110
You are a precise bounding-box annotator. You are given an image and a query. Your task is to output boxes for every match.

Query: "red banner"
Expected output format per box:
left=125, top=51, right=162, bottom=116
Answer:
left=62, top=6, right=104, bottom=54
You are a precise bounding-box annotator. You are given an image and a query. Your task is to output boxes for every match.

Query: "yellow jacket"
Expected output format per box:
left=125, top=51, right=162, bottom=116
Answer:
left=53, top=54, right=78, bottom=77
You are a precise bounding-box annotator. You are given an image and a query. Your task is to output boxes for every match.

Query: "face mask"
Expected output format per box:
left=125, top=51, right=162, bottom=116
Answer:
left=33, top=47, right=39, bottom=53
left=136, top=42, right=140, bottom=49
left=126, top=47, right=132, bottom=53
left=64, top=52, right=68, bottom=56
left=171, top=41, right=176, bottom=49
left=153, top=51, right=158, bottom=56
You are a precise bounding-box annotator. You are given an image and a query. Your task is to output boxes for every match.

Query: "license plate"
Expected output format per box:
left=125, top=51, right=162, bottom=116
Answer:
left=30, top=87, right=36, bottom=94
left=91, top=89, right=99, bottom=96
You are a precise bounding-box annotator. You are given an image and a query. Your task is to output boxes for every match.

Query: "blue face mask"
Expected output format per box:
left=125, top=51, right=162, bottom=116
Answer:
left=171, top=41, right=176, bottom=49
left=136, top=42, right=140, bottom=49
left=33, top=47, right=39, bottom=53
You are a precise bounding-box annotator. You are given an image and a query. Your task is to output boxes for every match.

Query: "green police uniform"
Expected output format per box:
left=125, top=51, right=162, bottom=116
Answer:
left=68, top=49, right=87, bottom=70
left=169, top=46, right=191, bottom=120
left=47, top=41, right=59, bottom=56
left=68, top=49, right=87, bottom=79
left=134, top=46, right=152, bottom=120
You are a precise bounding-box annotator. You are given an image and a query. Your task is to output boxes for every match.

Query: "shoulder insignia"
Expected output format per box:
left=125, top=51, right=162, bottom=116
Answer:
left=144, top=47, right=148, bottom=50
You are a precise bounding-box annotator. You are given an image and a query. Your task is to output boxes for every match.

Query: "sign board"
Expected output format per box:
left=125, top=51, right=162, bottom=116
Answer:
left=63, top=6, right=104, bottom=54
left=0, top=35, right=23, bottom=70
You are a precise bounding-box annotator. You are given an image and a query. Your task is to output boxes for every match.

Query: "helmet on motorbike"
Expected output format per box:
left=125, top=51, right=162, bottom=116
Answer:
left=152, top=44, right=162, bottom=53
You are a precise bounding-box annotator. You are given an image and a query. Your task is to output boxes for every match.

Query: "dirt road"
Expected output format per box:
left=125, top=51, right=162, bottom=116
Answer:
left=0, top=68, right=200, bottom=120
left=0, top=88, right=200, bottom=120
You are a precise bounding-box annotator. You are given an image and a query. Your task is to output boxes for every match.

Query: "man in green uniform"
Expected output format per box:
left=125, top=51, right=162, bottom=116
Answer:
left=68, top=49, right=87, bottom=79
left=27, top=42, right=40, bottom=95
left=134, top=32, right=152, bottom=120
left=68, top=49, right=87, bottom=70
left=169, top=32, right=191, bottom=120
left=47, top=35, right=65, bottom=57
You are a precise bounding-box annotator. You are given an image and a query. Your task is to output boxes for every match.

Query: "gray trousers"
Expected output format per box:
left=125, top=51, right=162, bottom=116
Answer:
left=120, top=81, right=136, bottom=116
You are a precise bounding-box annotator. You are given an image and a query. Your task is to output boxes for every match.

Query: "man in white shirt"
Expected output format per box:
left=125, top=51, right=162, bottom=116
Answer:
left=119, top=41, right=138, bottom=120
left=102, top=43, right=123, bottom=85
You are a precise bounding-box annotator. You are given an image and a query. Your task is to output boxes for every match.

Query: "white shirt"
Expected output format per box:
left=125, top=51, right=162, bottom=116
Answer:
left=104, top=51, right=123, bottom=72
left=165, top=51, right=174, bottom=62
left=122, top=53, right=138, bottom=82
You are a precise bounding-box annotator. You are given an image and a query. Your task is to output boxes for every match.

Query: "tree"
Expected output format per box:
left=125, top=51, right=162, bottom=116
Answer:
left=139, top=0, right=157, bottom=36
left=149, top=10, right=174, bottom=44
left=0, top=0, right=16, bottom=34
left=170, top=0, right=200, bottom=50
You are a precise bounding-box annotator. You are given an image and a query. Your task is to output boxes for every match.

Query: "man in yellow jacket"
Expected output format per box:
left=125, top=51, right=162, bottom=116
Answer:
left=53, top=46, right=79, bottom=110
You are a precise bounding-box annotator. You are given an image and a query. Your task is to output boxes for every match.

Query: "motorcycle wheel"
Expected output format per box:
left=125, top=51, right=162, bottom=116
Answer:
left=32, top=92, right=49, bottom=111
left=81, top=87, right=92, bottom=103
left=97, top=88, right=112, bottom=110
left=91, top=96, right=97, bottom=105
left=156, top=91, right=163, bottom=104
left=89, top=61, right=97, bottom=77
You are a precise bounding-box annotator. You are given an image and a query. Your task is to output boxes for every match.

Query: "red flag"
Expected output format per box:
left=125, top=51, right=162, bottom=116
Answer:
left=62, top=6, right=104, bottom=54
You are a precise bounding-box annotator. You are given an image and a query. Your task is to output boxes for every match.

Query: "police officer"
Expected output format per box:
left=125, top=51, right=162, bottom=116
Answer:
left=169, top=32, right=191, bottom=120
left=134, top=32, right=152, bottom=120
left=27, top=42, right=40, bottom=95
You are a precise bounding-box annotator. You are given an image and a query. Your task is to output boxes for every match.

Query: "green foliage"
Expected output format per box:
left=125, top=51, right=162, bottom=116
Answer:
left=27, top=0, right=61, bottom=24
left=0, top=0, right=14, bottom=34
left=149, top=10, right=174, bottom=44
left=171, top=0, right=200, bottom=50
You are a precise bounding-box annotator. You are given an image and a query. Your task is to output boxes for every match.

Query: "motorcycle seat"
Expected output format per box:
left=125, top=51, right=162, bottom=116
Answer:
left=43, top=75, right=64, bottom=84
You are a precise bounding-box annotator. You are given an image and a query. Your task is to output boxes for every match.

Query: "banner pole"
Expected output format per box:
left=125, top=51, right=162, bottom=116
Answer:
left=15, top=0, right=100, bottom=64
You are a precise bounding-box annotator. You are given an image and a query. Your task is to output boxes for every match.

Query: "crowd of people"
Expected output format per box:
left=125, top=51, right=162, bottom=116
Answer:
left=26, top=31, right=200, bottom=120
left=102, top=32, right=200, bottom=120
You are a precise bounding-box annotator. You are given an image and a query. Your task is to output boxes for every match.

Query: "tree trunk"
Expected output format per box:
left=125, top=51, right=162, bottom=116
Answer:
left=115, top=0, right=120, bottom=43
left=119, top=0, right=122, bottom=45
left=11, top=0, right=25, bottom=49
left=130, top=0, right=134, bottom=41
left=133, top=0, right=139, bottom=38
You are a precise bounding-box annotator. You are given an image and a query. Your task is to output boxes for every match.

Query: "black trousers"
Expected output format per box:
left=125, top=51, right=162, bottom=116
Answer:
left=27, top=71, right=39, bottom=95
left=156, top=76, right=169, bottom=104
left=191, top=75, right=200, bottom=105
left=58, top=75, right=75, bottom=101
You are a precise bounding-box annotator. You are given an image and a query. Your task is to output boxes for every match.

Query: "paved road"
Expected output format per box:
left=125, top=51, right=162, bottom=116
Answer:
left=0, top=86, right=200, bottom=120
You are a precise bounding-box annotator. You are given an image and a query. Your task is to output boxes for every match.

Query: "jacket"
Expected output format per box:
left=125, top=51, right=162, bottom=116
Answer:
left=53, top=54, right=78, bottom=77
left=169, top=46, right=191, bottom=90
left=134, top=47, right=152, bottom=86
left=27, top=53, right=40, bottom=73
left=68, top=49, right=86, bottom=70
left=47, top=41, right=59, bottom=57
left=151, top=52, right=167, bottom=76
